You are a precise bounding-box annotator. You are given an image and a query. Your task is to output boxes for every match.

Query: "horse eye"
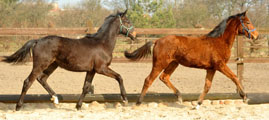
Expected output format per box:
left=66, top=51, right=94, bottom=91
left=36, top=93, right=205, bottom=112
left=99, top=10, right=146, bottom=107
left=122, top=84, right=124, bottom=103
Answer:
left=125, top=20, right=130, bottom=24
left=246, top=22, right=250, bottom=24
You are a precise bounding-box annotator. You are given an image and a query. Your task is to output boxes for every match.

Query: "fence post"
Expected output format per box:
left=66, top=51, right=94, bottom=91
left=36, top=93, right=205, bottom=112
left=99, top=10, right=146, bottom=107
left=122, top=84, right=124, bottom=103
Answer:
left=267, top=35, right=269, bottom=56
left=236, top=36, right=244, bottom=86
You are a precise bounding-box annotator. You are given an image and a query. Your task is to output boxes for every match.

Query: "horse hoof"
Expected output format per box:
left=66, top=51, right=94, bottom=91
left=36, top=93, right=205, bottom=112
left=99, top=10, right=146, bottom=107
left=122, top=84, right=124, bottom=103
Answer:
left=243, top=98, right=249, bottom=104
left=178, top=97, right=183, bottom=104
left=136, top=101, right=142, bottom=106
left=192, top=105, right=200, bottom=110
left=123, top=100, right=128, bottom=106
left=15, top=105, right=22, bottom=111
left=51, top=95, right=59, bottom=104
left=76, top=105, right=82, bottom=110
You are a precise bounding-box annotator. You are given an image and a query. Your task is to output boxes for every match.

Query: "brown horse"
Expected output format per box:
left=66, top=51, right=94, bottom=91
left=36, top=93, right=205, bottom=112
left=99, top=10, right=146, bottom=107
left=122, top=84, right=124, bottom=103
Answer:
left=3, top=10, right=136, bottom=111
left=125, top=11, right=259, bottom=109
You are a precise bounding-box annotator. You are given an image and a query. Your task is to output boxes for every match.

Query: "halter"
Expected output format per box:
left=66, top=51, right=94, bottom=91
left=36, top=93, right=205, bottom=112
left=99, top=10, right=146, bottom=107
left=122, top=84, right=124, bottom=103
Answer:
left=119, top=16, right=134, bottom=37
left=239, top=17, right=256, bottom=39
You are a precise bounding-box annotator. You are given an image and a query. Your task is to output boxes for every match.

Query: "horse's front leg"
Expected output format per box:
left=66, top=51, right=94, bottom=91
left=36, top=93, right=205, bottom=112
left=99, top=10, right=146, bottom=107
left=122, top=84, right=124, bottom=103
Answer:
left=195, top=69, right=216, bottom=110
left=218, top=64, right=248, bottom=102
left=76, top=70, right=96, bottom=110
left=96, top=66, right=128, bottom=104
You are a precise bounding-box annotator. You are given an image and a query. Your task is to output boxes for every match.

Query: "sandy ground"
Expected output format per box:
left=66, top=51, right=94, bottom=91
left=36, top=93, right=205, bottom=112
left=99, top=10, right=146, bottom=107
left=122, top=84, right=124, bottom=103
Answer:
left=0, top=102, right=269, bottom=120
left=0, top=62, right=268, bottom=94
left=0, top=62, right=269, bottom=120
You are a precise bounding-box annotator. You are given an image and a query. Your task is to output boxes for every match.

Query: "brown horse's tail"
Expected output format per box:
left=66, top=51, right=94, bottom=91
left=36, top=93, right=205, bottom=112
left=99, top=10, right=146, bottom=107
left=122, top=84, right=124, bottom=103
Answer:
left=124, top=40, right=156, bottom=61
left=3, top=39, right=38, bottom=64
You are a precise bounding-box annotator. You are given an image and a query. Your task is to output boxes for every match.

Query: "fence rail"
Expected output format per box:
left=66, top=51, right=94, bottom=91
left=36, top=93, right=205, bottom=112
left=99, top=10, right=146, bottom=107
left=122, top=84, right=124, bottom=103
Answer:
left=1, top=93, right=269, bottom=104
left=0, top=28, right=269, bottom=35
left=0, top=28, right=269, bottom=103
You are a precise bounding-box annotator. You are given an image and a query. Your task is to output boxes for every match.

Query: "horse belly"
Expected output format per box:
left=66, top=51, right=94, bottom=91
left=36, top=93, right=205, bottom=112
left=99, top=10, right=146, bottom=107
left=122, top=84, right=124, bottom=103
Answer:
left=177, top=55, right=212, bottom=69
left=56, top=58, right=93, bottom=72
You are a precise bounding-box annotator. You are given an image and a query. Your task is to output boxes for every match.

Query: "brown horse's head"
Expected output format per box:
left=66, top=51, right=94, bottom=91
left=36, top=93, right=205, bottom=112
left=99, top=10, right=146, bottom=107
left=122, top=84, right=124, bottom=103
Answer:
left=118, top=9, right=137, bottom=40
left=237, top=10, right=259, bottom=40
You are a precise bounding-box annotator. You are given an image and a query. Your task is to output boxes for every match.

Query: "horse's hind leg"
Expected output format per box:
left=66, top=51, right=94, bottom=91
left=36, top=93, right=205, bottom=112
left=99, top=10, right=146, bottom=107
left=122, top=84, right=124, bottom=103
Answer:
left=159, top=61, right=182, bottom=103
left=218, top=64, right=248, bottom=102
left=37, top=62, right=58, bottom=104
left=137, top=66, right=163, bottom=105
left=195, top=69, right=216, bottom=109
left=16, top=67, right=43, bottom=111
left=76, top=70, right=96, bottom=110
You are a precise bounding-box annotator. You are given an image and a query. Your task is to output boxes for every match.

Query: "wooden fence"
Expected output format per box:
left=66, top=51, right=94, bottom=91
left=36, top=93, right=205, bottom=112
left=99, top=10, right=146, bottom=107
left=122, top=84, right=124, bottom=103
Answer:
left=1, top=93, right=269, bottom=104
left=0, top=28, right=269, bottom=35
left=0, top=28, right=269, bottom=89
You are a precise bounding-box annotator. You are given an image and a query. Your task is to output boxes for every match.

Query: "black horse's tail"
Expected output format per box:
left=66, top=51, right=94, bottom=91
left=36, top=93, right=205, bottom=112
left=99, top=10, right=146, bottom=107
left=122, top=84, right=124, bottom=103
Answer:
left=124, top=41, right=154, bottom=61
left=3, top=39, right=38, bottom=64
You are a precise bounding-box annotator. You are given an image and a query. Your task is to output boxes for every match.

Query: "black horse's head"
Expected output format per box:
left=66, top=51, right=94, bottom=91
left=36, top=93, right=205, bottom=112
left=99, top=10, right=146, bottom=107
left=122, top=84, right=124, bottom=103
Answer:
left=117, top=10, right=136, bottom=40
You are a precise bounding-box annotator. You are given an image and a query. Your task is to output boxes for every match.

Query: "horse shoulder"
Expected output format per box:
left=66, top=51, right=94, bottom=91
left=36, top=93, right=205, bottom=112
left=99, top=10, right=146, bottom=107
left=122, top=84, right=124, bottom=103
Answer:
left=201, top=37, right=231, bottom=65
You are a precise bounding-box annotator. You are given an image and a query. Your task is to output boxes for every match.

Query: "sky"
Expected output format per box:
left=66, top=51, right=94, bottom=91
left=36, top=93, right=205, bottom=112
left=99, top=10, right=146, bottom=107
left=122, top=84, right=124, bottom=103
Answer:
left=53, top=0, right=112, bottom=10
left=52, top=0, right=83, bottom=8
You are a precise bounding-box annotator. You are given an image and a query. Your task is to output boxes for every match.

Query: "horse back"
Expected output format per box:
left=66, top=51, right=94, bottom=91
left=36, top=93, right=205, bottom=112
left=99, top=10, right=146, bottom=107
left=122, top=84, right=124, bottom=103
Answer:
left=153, top=35, right=227, bottom=69
left=32, top=36, right=104, bottom=71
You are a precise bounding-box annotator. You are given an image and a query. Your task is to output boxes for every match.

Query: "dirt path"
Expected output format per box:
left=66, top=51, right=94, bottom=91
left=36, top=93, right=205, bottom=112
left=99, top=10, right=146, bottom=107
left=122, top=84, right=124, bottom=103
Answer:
left=0, top=62, right=269, bottom=119
left=0, top=62, right=268, bottom=95
left=0, top=102, right=269, bottom=120
left=0, top=62, right=269, bottom=94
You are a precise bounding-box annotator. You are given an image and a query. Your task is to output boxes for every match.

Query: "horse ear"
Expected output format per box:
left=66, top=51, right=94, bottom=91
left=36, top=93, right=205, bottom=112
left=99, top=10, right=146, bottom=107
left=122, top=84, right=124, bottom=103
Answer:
left=116, top=10, right=120, bottom=14
left=243, top=10, right=248, bottom=16
left=122, top=9, right=128, bottom=17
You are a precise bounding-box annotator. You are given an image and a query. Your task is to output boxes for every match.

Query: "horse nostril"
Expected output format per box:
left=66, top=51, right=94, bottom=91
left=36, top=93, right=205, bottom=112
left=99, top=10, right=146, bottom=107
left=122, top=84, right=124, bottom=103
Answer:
left=254, top=35, right=259, bottom=40
left=131, top=31, right=137, bottom=38
left=252, top=35, right=259, bottom=40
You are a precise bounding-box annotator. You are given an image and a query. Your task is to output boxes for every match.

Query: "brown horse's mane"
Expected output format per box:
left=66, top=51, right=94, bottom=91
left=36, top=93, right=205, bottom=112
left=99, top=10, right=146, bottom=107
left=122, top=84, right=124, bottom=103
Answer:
left=207, top=12, right=245, bottom=38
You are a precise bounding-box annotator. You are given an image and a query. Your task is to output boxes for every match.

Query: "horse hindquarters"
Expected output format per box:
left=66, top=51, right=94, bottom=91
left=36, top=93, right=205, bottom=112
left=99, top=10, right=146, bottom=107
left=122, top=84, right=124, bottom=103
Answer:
left=15, top=38, right=60, bottom=110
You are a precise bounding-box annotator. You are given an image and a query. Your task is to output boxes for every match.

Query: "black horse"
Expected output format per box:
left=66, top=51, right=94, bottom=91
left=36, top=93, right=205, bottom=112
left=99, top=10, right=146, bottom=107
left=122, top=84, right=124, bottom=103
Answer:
left=3, top=10, right=136, bottom=111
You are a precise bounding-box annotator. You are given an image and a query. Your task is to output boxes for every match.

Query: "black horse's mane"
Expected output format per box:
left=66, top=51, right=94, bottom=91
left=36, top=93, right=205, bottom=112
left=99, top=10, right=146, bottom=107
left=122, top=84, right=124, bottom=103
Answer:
left=207, top=12, right=245, bottom=38
left=85, top=13, right=119, bottom=38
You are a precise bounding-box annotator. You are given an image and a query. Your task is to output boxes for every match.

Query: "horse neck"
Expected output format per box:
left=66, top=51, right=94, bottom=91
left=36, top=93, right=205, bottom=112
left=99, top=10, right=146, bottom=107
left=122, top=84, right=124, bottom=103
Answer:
left=221, top=19, right=240, bottom=49
left=99, top=19, right=120, bottom=52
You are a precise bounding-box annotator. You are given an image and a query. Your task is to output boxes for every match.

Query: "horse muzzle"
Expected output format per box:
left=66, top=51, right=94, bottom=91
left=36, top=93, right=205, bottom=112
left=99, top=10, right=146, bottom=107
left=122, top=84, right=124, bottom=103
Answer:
left=253, top=35, right=259, bottom=40
left=129, top=31, right=137, bottom=40
left=251, top=31, right=259, bottom=40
